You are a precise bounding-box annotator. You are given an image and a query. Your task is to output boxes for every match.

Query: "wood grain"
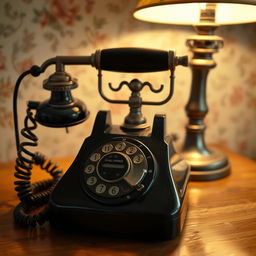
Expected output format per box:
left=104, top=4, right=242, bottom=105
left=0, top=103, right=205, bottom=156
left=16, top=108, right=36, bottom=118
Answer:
left=0, top=149, right=256, bottom=256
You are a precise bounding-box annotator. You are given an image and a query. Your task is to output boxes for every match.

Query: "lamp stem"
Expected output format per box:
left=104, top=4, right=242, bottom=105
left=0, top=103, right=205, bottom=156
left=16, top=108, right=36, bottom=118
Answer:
left=181, top=24, right=230, bottom=181
left=183, top=67, right=210, bottom=155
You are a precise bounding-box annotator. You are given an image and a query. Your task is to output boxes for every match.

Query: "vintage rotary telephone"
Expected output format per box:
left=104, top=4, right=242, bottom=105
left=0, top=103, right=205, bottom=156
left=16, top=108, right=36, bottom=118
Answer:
left=13, top=48, right=189, bottom=240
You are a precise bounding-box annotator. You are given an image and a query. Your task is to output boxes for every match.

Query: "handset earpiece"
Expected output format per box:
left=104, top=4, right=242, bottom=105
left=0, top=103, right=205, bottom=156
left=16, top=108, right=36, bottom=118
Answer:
left=35, top=69, right=89, bottom=128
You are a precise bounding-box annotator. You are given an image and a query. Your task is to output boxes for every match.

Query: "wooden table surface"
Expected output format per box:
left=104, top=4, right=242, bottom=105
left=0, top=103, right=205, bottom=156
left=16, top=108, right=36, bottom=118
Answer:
left=0, top=149, right=256, bottom=256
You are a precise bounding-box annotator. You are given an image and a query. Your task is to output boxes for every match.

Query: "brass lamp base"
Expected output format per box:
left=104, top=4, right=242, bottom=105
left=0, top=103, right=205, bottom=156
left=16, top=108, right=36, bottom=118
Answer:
left=182, top=147, right=230, bottom=181
left=180, top=23, right=232, bottom=181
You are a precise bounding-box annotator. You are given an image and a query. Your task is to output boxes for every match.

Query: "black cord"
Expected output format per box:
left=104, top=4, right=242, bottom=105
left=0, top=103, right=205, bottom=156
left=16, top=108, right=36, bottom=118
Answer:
left=13, top=66, right=63, bottom=227
left=14, top=105, right=63, bottom=228
left=13, top=65, right=41, bottom=152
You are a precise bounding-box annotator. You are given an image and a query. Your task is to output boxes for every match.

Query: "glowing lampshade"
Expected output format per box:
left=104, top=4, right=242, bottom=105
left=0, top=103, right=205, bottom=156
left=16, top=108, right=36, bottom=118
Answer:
left=134, top=0, right=256, bottom=25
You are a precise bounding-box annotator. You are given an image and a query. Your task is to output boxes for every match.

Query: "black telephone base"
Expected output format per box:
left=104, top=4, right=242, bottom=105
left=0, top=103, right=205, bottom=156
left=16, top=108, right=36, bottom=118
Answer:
left=49, top=111, right=190, bottom=240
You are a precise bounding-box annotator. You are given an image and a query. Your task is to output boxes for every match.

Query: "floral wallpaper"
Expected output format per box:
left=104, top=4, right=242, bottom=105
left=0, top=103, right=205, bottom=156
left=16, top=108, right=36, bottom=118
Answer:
left=0, top=0, right=256, bottom=163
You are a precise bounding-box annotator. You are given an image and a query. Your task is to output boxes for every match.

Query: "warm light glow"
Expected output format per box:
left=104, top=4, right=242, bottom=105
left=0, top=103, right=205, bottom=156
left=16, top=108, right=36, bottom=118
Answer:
left=200, top=3, right=207, bottom=9
left=134, top=3, right=256, bottom=25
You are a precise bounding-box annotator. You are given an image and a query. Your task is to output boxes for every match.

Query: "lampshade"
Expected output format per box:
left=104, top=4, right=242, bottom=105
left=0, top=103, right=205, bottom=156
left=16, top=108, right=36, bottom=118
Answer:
left=134, top=0, right=256, bottom=25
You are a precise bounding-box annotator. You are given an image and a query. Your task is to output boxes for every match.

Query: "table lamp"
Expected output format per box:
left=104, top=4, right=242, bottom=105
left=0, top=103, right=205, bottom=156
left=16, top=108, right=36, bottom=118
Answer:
left=133, top=0, right=256, bottom=181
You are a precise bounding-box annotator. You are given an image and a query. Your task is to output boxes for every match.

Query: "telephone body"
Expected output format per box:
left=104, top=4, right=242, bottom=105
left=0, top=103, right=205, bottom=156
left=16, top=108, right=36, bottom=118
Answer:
left=13, top=48, right=189, bottom=240
left=49, top=111, right=189, bottom=239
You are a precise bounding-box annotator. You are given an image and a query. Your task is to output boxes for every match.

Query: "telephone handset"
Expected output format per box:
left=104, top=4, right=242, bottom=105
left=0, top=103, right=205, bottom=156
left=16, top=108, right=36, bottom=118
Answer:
left=13, top=48, right=189, bottom=240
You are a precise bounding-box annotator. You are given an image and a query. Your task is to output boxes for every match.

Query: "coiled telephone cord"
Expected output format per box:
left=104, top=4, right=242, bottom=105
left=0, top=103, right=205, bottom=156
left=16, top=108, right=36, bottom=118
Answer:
left=13, top=106, right=63, bottom=227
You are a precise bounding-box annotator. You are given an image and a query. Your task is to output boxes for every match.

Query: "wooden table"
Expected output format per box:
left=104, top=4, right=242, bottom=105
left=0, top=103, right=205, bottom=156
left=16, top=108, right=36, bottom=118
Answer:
left=1, top=149, right=256, bottom=256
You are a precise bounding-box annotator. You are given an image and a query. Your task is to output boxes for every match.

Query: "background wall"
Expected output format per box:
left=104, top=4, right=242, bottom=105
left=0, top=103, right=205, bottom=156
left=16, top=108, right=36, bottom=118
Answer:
left=1, top=0, right=256, bottom=163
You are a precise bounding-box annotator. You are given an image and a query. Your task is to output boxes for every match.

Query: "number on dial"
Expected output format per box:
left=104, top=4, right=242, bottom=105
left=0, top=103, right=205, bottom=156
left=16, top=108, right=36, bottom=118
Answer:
left=84, top=164, right=95, bottom=174
left=126, top=146, right=137, bottom=155
left=133, top=154, right=144, bottom=164
left=86, top=176, right=97, bottom=186
left=115, top=142, right=126, bottom=151
left=102, top=144, right=113, bottom=153
left=108, top=186, right=120, bottom=196
left=96, top=184, right=106, bottom=194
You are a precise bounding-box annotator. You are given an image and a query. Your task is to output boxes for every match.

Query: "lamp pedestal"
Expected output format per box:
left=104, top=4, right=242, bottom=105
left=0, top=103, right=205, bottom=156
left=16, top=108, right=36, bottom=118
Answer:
left=181, top=24, right=230, bottom=181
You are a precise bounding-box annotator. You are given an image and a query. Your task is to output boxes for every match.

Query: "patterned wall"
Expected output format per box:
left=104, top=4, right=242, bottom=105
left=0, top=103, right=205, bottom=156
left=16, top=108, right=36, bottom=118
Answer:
left=1, top=0, right=256, bottom=163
